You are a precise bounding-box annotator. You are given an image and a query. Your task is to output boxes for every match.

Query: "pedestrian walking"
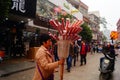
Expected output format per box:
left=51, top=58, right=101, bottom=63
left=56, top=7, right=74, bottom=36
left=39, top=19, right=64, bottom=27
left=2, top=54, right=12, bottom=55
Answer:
left=79, top=40, right=88, bottom=66
left=90, top=43, right=94, bottom=54
left=32, top=33, right=63, bottom=80
left=66, top=42, right=74, bottom=72
left=93, top=44, right=98, bottom=53
left=73, top=41, right=79, bottom=66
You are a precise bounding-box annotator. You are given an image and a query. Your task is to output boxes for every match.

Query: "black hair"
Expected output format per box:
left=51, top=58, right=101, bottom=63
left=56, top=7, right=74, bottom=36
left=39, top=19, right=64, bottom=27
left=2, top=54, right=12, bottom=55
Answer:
left=39, top=33, right=51, bottom=45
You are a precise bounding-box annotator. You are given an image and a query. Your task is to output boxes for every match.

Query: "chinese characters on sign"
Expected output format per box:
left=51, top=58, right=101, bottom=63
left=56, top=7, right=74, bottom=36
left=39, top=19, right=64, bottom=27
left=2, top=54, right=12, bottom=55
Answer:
left=10, top=0, right=37, bottom=18
left=11, top=0, right=26, bottom=13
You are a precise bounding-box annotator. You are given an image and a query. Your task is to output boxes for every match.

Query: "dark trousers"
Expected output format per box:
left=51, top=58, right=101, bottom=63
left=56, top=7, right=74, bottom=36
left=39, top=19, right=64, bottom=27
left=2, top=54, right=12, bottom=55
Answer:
left=80, top=54, right=86, bottom=65
left=73, top=54, right=77, bottom=66
left=76, top=52, right=79, bottom=61
left=66, top=55, right=72, bottom=71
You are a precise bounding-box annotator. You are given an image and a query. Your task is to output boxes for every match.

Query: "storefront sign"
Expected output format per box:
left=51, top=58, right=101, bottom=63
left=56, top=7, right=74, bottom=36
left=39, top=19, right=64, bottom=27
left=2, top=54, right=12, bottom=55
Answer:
left=10, top=0, right=37, bottom=18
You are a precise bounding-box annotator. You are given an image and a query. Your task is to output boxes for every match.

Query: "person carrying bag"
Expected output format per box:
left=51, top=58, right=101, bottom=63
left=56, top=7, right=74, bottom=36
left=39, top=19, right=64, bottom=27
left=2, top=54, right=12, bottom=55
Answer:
left=32, top=34, right=63, bottom=80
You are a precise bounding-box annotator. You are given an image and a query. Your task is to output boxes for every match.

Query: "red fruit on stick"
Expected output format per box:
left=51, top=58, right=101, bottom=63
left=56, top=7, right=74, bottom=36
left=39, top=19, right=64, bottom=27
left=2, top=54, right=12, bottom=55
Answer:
left=52, top=20, right=59, bottom=30
left=66, top=20, right=75, bottom=34
left=49, top=18, right=83, bottom=41
left=48, top=32, right=59, bottom=40
left=49, top=19, right=58, bottom=29
left=50, top=19, right=62, bottom=35
left=67, top=26, right=74, bottom=35
left=71, top=34, right=79, bottom=41
left=73, top=35, right=80, bottom=41
left=61, top=18, right=65, bottom=30
left=55, top=20, right=63, bottom=35
left=58, top=22, right=63, bottom=35
left=71, top=20, right=82, bottom=34
left=70, top=34, right=76, bottom=40
left=73, top=27, right=82, bottom=34
left=65, top=18, right=70, bottom=30
left=54, top=34, right=59, bottom=40
left=75, top=27, right=82, bottom=34
left=71, top=20, right=78, bottom=28
left=69, top=34, right=74, bottom=40
left=75, top=20, right=83, bottom=27
left=68, top=20, right=78, bottom=34
left=55, top=18, right=59, bottom=25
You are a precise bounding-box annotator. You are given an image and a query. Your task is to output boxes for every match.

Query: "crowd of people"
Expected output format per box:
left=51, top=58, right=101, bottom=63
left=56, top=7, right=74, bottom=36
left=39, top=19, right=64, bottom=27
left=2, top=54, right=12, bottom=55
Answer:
left=32, top=33, right=90, bottom=80
left=53, top=39, right=89, bottom=72
left=32, top=33, right=119, bottom=80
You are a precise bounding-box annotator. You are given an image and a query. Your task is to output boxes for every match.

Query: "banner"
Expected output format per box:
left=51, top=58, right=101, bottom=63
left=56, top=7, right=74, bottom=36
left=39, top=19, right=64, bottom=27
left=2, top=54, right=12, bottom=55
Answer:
left=10, top=0, right=37, bottom=18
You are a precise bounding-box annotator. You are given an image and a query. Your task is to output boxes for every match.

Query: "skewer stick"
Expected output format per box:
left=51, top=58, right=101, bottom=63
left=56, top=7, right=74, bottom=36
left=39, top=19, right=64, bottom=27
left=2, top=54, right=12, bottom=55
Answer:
left=60, top=58, right=65, bottom=80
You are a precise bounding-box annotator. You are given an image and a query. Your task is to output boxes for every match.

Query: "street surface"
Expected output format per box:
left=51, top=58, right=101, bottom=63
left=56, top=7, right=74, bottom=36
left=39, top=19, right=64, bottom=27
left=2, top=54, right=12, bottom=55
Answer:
left=0, top=52, right=120, bottom=80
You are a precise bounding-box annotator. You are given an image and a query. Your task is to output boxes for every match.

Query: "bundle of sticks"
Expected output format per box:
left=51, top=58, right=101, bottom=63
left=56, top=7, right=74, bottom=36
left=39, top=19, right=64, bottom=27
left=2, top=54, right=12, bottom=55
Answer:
left=49, top=18, right=83, bottom=80
left=49, top=18, right=83, bottom=41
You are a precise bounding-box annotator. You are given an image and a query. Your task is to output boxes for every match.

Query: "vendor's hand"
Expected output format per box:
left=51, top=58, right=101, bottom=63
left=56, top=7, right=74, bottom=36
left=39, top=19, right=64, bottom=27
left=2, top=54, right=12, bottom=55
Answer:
left=58, top=59, right=64, bottom=65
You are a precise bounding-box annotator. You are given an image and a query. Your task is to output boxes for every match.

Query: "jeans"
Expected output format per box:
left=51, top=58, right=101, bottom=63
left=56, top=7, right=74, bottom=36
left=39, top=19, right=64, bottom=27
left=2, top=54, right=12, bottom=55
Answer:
left=66, top=55, right=72, bottom=71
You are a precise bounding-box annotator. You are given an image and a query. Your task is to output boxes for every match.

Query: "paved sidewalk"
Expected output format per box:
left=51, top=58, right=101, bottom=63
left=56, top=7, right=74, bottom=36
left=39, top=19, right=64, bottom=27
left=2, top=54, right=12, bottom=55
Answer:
left=0, top=58, right=35, bottom=77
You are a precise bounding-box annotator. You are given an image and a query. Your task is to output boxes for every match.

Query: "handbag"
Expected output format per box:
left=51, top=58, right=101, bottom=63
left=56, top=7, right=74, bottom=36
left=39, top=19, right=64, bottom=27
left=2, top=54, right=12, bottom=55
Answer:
left=37, top=63, right=54, bottom=80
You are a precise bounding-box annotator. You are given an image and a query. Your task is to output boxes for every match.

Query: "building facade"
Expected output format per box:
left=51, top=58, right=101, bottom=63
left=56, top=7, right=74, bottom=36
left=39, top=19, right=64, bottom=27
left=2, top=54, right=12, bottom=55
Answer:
left=88, top=11, right=101, bottom=43
left=117, top=18, right=120, bottom=41
left=0, top=0, right=37, bottom=58
left=66, top=0, right=89, bottom=23
left=66, top=0, right=103, bottom=44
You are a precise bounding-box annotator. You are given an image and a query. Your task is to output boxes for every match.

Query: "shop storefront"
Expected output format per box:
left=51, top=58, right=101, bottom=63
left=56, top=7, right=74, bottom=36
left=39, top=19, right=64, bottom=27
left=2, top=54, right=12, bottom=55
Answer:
left=0, top=0, right=37, bottom=58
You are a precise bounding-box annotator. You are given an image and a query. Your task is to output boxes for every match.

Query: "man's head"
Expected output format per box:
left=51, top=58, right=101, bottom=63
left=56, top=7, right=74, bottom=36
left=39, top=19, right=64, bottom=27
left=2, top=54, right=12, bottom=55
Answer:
left=40, top=33, right=52, bottom=49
